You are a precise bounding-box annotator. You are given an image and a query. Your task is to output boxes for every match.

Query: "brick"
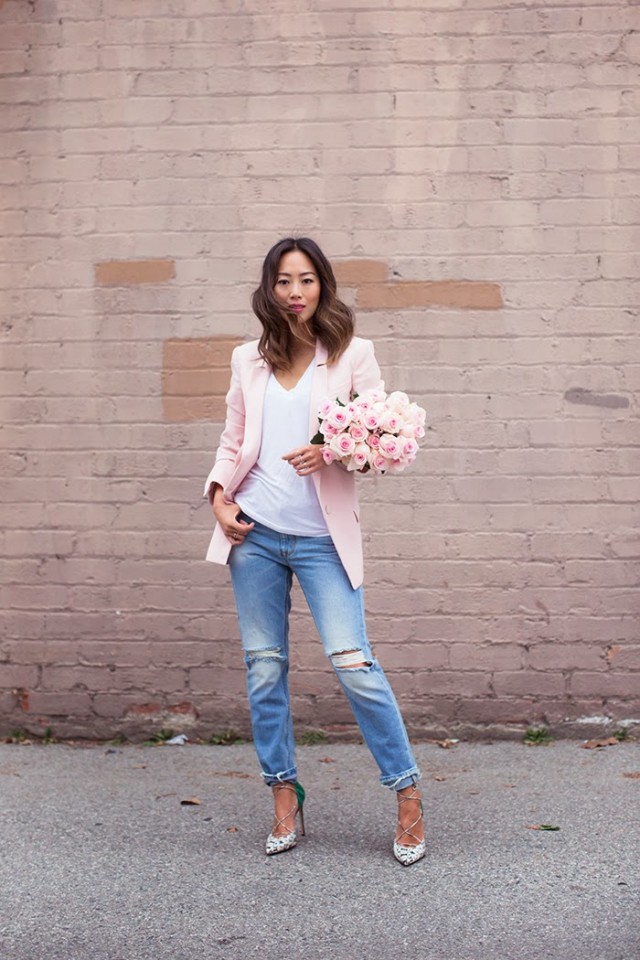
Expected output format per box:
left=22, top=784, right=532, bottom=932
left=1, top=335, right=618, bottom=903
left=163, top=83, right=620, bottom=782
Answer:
left=455, top=698, right=539, bottom=725
left=527, top=645, right=606, bottom=672
left=333, top=260, right=387, bottom=285
left=564, top=561, right=639, bottom=588
left=92, top=693, right=152, bottom=719
left=450, top=644, right=524, bottom=671
left=492, top=672, right=566, bottom=697
left=356, top=281, right=503, bottom=310
left=571, top=673, right=640, bottom=699
left=95, top=259, right=176, bottom=286
left=607, top=647, right=640, bottom=671
left=25, top=692, right=93, bottom=716
left=376, top=643, right=449, bottom=671
left=189, top=668, right=246, bottom=696
left=0, top=664, right=40, bottom=688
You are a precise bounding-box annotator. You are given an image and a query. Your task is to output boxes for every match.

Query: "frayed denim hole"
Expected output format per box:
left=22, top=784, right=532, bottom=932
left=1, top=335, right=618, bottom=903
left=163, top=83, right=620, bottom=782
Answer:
left=330, top=649, right=373, bottom=670
left=245, top=647, right=286, bottom=665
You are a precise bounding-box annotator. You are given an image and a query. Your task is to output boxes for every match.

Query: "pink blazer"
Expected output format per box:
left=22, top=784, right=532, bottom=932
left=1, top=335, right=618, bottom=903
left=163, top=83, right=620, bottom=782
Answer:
left=203, top=336, right=383, bottom=589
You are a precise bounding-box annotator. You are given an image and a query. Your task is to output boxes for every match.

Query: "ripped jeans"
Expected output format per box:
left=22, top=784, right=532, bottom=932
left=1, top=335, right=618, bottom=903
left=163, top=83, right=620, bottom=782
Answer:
left=228, top=515, right=420, bottom=791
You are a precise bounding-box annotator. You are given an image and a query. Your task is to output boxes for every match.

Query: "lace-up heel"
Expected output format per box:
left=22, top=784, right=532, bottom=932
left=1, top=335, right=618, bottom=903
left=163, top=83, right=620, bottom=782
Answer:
left=393, top=785, right=425, bottom=866
left=265, top=781, right=306, bottom=856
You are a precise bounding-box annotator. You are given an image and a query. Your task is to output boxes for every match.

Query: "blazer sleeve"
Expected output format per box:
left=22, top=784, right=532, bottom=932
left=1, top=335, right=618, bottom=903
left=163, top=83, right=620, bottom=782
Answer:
left=202, top=347, right=245, bottom=500
left=352, top=338, right=384, bottom=395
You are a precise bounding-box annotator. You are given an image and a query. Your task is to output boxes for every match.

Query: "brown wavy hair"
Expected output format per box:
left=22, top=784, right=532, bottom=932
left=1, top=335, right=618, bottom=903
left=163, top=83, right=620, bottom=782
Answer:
left=251, top=237, right=355, bottom=370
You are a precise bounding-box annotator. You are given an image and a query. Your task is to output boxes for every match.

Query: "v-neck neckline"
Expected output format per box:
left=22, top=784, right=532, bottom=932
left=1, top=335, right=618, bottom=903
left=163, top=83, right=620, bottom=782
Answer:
left=272, top=357, right=315, bottom=394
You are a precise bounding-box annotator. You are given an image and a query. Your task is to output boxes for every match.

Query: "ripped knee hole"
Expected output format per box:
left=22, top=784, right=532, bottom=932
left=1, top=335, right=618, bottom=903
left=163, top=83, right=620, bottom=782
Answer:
left=331, top=649, right=372, bottom=669
left=246, top=647, right=285, bottom=662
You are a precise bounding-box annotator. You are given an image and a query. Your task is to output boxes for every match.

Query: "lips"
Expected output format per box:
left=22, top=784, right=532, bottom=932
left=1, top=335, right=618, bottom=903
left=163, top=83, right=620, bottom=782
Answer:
left=290, top=304, right=305, bottom=313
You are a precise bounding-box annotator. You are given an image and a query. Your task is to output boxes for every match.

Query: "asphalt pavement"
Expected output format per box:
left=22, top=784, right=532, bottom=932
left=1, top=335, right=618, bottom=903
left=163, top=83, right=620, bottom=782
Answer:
left=1, top=738, right=639, bottom=960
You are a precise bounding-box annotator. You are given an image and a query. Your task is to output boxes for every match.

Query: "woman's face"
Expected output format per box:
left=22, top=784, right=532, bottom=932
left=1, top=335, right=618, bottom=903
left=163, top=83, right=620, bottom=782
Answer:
left=273, top=249, right=321, bottom=327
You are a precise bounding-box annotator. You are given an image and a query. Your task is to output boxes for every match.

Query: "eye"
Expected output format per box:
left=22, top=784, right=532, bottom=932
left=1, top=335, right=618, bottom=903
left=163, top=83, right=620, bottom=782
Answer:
left=276, top=279, right=288, bottom=286
left=302, top=278, right=315, bottom=284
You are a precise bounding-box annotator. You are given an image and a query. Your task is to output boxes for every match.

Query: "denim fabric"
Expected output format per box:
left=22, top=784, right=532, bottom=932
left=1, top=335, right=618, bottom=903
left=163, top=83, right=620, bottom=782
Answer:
left=228, top=515, right=420, bottom=791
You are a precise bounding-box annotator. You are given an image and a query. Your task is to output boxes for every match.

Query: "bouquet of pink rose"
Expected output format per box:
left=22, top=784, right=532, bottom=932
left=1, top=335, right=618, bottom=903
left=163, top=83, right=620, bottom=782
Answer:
left=310, top=388, right=426, bottom=474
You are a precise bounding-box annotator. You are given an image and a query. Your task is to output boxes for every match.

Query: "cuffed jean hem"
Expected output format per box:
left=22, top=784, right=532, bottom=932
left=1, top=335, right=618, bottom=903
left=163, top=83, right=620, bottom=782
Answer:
left=261, top=767, right=297, bottom=786
left=381, top=767, right=421, bottom=791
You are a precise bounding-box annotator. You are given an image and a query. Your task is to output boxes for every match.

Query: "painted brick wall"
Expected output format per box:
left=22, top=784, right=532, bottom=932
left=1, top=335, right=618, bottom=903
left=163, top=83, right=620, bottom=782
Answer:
left=1, top=0, right=639, bottom=740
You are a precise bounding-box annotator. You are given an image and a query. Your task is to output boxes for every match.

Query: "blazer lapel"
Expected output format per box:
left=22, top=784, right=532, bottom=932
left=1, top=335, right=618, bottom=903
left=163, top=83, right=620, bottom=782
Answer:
left=243, top=356, right=270, bottom=459
left=309, top=341, right=329, bottom=439
left=310, top=341, right=328, bottom=500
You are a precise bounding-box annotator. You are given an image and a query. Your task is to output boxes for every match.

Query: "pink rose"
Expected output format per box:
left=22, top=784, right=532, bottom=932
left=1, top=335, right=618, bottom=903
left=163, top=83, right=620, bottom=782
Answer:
left=329, top=432, right=356, bottom=457
left=349, top=423, right=367, bottom=443
left=402, top=437, right=418, bottom=459
left=367, top=434, right=380, bottom=450
left=371, top=453, right=390, bottom=473
left=321, top=421, right=339, bottom=438
left=318, top=398, right=335, bottom=419
left=388, top=391, right=410, bottom=409
left=362, top=410, right=381, bottom=431
left=322, top=447, right=336, bottom=465
left=351, top=443, right=370, bottom=470
left=366, top=388, right=386, bottom=403
left=326, top=406, right=352, bottom=430
left=379, top=409, right=400, bottom=433
left=410, top=403, right=426, bottom=425
left=379, top=433, right=402, bottom=459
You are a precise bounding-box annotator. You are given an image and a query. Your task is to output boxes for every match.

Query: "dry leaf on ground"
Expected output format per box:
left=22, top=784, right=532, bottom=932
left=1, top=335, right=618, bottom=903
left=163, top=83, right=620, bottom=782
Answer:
left=180, top=796, right=201, bottom=805
left=622, top=771, right=640, bottom=779
left=319, top=757, right=336, bottom=763
left=526, top=824, right=560, bottom=831
left=433, top=775, right=447, bottom=782
left=226, top=825, right=239, bottom=832
left=581, top=737, right=619, bottom=750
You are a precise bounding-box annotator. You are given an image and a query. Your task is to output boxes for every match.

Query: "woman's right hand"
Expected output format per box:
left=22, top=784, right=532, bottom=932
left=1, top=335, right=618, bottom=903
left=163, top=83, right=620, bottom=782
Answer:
left=211, top=486, right=255, bottom=546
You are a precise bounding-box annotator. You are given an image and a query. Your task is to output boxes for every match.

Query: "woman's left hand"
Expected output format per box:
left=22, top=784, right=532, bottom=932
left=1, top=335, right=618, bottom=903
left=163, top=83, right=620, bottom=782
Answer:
left=282, top=444, right=326, bottom=476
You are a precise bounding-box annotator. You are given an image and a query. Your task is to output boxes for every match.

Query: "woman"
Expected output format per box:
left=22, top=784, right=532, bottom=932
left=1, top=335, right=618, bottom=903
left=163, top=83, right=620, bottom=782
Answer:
left=204, top=237, right=425, bottom=865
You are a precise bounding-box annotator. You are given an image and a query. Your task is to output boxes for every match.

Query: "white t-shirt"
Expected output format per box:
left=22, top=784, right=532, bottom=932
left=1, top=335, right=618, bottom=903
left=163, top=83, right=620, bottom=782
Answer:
left=235, top=361, right=329, bottom=536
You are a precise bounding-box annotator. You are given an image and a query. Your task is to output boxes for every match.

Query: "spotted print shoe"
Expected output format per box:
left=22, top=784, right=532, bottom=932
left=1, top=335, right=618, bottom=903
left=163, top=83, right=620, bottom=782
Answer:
left=265, top=781, right=306, bottom=856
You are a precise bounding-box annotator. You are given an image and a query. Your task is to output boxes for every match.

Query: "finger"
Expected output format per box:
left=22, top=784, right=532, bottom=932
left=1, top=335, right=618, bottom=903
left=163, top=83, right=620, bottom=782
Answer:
left=227, top=521, right=254, bottom=543
left=282, top=448, right=303, bottom=462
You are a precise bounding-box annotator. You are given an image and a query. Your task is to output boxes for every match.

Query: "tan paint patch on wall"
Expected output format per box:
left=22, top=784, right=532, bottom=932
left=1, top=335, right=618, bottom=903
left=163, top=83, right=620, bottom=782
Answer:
left=162, top=337, right=241, bottom=422
left=356, top=281, right=503, bottom=311
left=95, top=259, right=176, bottom=286
left=333, top=260, right=388, bottom=285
